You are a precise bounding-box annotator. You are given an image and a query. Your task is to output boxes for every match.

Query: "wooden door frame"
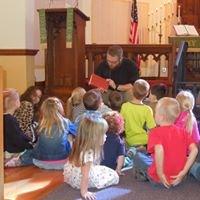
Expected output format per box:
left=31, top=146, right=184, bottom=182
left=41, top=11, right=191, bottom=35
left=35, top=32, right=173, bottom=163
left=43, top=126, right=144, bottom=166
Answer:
left=0, top=66, right=4, bottom=199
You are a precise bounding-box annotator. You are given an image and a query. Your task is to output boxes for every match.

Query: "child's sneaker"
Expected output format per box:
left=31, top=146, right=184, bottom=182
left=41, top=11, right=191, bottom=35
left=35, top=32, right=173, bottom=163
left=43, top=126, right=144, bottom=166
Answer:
left=134, top=168, right=148, bottom=181
left=127, top=147, right=137, bottom=159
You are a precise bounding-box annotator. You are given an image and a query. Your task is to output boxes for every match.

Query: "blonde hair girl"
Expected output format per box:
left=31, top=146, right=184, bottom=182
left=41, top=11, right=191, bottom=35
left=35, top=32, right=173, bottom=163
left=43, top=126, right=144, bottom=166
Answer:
left=66, top=87, right=86, bottom=121
left=64, top=116, right=119, bottom=200
left=39, top=97, right=65, bottom=136
left=17, top=97, right=77, bottom=169
left=175, top=90, right=200, bottom=143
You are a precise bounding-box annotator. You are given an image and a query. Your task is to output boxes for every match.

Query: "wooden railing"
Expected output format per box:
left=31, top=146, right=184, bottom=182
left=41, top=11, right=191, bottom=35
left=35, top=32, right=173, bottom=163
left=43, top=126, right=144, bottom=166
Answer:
left=0, top=66, right=4, bottom=200
left=85, top=44, right=176, bottom=88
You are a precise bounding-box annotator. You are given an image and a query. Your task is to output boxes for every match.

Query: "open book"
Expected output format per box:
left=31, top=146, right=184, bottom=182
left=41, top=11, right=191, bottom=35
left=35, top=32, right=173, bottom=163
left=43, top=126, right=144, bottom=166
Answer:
left=88, top=74, right=109, bottom=91
left=174, top=25, right=199, bottom=36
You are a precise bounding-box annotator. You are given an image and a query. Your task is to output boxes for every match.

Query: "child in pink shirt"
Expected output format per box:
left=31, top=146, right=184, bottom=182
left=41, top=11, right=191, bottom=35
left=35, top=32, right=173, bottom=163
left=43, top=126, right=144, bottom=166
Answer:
left=175, top=90, right=200, bottom=144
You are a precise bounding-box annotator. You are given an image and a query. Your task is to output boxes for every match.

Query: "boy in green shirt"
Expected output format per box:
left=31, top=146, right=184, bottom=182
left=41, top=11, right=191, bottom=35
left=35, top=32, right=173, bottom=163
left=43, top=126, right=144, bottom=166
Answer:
left=121, top=79, right=156, bottom=150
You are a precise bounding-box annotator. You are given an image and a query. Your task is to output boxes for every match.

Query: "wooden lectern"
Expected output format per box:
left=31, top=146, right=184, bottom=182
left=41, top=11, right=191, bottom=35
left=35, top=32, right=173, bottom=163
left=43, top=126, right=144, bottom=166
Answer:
left=43, top=8, right=89, bottom=101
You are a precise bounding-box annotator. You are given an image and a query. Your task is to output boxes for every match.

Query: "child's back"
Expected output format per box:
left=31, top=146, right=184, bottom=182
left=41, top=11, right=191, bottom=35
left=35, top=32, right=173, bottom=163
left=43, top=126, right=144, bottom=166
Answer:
left=134, top=97, right=198, bottom=187
left=121, top=102, right=155, bottom=146
left=120, top=79, right=156, bottom=146
left=64, top=116, right=119, bottom=199
left=34, top=117, right=74, bottom=160
left=66, top=87, right=86, bottom=121
left=175, top=90, right=200, bottom=144
left=74, top=89, right=103, bottom=125
left=17, top=97, right=76, bottom=169
left=101, top=111, right=125, bottom=175
left=3, top=89, right=32, bottom=153
left=148, top=124, right=194, bottom=183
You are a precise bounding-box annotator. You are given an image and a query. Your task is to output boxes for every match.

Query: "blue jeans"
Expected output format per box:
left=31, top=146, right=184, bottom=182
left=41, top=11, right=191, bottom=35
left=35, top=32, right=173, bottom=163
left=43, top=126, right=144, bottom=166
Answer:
left=134, top=152, right=163, bottom=187
left=190, top=162, right=200, bottom=181
left=134, top=152, right=152, bottom=172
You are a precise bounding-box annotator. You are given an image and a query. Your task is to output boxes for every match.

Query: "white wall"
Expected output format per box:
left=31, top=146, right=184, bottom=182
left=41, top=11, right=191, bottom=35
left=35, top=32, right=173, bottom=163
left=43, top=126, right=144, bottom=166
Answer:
left=0, top=1, right=26, bottom=48
left=0, top=0, right=35, bottom=48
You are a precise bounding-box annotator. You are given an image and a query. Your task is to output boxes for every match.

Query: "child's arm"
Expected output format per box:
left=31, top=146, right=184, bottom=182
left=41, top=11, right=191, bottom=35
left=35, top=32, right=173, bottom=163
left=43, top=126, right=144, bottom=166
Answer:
left=81, top=162, right=96, bottom=200
left=116, top=155, right=125, bottom=175
left=155, top=144, right=171, bottom=188
left=171, top=143, right=198, bottom=186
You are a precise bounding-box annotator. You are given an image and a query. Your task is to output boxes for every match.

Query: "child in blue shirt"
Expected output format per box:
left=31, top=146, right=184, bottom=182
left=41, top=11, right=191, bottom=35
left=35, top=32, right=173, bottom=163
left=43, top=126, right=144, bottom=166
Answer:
left=101, top=111, right=125, bottom=175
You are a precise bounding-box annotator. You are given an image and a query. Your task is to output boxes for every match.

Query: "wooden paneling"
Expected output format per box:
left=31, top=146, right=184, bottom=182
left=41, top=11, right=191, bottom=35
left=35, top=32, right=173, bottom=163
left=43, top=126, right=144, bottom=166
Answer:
left=43, top=8, right=89, bottom=101
left=177, top=0, right=200, bottom=30
left=0, top=49, right=38, bottom=56
left=85, top=44, right=175, bottom=88
left=0, top=66, right=4, bottom=200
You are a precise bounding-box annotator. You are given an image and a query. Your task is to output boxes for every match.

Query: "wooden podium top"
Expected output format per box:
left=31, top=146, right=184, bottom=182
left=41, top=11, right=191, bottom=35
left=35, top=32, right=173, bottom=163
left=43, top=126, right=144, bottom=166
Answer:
left=37, top=8, right=90, bottom=21
left=169, top=36, right=200, bottom=48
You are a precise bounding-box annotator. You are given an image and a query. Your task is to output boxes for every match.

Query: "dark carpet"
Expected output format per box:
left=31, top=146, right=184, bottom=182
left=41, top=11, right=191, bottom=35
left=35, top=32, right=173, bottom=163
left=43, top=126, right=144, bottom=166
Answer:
left=42, top=169, right=200, bottom=200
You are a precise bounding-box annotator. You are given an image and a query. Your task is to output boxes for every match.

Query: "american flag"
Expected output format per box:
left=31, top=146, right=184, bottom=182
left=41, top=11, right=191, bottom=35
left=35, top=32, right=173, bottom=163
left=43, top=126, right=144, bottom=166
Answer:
left=129, top=0, right=140, bottom=69
left=129, top=0, right=139, bottom=44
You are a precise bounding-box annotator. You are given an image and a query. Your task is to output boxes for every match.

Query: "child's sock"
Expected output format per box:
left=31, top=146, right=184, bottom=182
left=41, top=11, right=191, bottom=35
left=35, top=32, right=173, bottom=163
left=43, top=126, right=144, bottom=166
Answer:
left=5, top=157, right=22, bottom=167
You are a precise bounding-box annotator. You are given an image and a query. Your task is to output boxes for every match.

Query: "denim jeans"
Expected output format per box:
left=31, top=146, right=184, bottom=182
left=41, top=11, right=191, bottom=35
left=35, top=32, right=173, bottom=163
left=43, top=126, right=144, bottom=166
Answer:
left=190, top=161, right=200, bottom=181
left=133, top=152, right=163, bottom=187
left=134, top=151, right=152, bottom=172
left=133, top=152, right=152, bottom=180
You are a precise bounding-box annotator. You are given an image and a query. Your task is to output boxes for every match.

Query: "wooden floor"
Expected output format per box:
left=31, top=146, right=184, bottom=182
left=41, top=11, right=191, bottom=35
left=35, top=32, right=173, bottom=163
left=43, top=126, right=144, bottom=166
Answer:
left=4, top=166, right=63, bottom=200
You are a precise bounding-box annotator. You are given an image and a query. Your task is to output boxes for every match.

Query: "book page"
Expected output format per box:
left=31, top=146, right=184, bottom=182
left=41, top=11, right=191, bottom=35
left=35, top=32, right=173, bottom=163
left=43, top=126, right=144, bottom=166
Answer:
left=184, top=25, right=199, bottom=36
left=173, top=25, right=188, bottom=36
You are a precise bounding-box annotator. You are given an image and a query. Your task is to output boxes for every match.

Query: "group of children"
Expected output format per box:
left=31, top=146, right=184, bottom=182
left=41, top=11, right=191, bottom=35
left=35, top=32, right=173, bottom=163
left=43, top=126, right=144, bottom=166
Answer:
left=3, top=79, right=200, bottom=199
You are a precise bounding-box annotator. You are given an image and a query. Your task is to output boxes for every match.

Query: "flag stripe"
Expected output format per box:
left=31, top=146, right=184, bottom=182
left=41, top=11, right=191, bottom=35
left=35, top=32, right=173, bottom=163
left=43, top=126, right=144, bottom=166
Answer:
left=129, top=0, right=140, bottom=69
left=129, top=0, right=139, bottom=44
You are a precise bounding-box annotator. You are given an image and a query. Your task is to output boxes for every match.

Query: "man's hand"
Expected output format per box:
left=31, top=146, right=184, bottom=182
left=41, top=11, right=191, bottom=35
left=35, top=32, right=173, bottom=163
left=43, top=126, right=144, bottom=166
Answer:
left=106, top=79, right=116, bottom=90
left=171, top=170, right=186, bottom=186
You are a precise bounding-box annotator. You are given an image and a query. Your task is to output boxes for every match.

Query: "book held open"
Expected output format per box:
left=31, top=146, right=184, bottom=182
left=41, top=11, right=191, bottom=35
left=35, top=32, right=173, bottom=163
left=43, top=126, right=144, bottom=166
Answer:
left=88, top=74, right=109, bottom=91
left=174, top=25, right=199, bottom=36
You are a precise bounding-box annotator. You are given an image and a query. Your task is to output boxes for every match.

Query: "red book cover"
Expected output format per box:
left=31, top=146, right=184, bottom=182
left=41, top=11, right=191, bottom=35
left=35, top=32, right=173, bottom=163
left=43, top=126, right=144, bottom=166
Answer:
left=88, top=74, right=109, bottom=91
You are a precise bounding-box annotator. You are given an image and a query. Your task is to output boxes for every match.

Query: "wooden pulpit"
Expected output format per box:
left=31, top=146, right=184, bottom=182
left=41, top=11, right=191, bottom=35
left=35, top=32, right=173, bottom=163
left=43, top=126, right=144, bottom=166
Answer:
left=43, top=8, right=89, bottom=101
left=169, top=36, right=200, bottom=82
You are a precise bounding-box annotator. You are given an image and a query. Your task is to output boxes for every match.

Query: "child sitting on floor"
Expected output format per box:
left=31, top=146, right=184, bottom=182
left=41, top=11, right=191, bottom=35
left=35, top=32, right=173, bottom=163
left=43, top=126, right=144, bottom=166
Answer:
left=3, top=88, right=33, bottom=165
left=7, top=97, right=76, bottom=169
left=108, top=91, right=124, bottom=112
left=14, top=86, right=42, bottom=142
left=175, top=90, right=200, bottom=181
left=74, top=89, right=111, bottom=126
left=175, top=90, right=200, bottom=144
left=120, top=79, right=156, bottom=153
left=66, top=87, right=86, bottom=121
left=101, top=111, right=125, bottom=175
left=134, top=97, right=198, bottom=188
left=146, top=83, right=168, bottom=116
left=64, top=116, right=119, bottom=200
